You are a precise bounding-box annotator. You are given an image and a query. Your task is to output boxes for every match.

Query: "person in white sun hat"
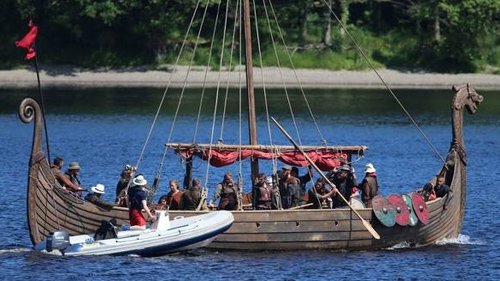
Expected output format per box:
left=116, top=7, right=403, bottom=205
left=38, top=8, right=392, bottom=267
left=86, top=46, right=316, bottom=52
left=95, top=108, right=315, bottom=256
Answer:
left=360, top=163, right=379, bottom=208
left=128, top=174, right=156, bottom=230
left=84, top=184, right=115, bottom=209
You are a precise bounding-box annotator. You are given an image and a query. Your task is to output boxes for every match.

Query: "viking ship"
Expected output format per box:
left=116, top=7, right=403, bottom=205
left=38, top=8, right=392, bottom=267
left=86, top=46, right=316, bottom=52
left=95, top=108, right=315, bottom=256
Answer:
left=20, top=0, right=484, bottom=250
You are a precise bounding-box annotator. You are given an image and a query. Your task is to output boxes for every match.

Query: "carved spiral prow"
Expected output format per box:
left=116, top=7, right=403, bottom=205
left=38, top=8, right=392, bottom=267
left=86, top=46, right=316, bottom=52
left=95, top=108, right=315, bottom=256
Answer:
left=19, top=98, right=44, bottom=158
left=19, top=98, right=41, bottom=124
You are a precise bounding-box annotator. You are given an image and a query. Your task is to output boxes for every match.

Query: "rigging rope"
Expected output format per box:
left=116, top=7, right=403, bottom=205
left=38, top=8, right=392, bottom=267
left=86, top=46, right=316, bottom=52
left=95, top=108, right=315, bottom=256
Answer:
left=203, top=0, right=232, bottom=190
left=193, top=1, right=225, bottom=144
left=267, top=0, right=327, bottom=145
left=133, top=0, right=203, bottom=172
left=321, top=0, right=446, bottom=165
left=145, top=0, right=209, bottom=201
left=219, top=0, right=241, bottom=143
left=261, top=0, right=302, bottom=146
left=252, top=0, right=274, bottom=146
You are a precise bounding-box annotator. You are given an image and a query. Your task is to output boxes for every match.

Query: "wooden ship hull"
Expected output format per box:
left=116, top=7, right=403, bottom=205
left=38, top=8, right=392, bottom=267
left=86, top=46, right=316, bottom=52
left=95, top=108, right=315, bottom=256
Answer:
left=19, top=83, right=482, bottom=250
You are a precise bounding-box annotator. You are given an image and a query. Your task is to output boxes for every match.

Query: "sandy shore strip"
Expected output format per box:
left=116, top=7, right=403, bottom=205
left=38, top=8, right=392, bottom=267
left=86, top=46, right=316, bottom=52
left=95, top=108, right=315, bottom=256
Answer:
left=0, top=65, right=499, bottom=90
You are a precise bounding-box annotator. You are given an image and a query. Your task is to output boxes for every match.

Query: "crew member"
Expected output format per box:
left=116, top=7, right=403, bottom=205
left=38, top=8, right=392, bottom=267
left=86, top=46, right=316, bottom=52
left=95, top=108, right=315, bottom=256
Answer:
left=360, top=163, right=379, bottom=208
left=128, top=175, right=156, bottom=230
left=209, top=172, right=239, bottom=210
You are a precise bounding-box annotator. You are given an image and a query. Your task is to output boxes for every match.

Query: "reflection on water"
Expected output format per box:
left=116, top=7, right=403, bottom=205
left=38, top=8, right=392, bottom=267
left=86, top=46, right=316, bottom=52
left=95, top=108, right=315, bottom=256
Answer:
left=0, top=87, right=499, bottom=279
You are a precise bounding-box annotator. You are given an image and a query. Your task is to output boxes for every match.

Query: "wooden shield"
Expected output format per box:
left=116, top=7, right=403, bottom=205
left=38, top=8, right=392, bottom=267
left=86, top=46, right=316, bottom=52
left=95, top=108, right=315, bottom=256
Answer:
left=402, top=194, right=418, bottom=226
left=387, top=194, right=409, bottom=226
left=411, top=193, right=429, bottom=225
left=371, top=195, right=396, bottom=227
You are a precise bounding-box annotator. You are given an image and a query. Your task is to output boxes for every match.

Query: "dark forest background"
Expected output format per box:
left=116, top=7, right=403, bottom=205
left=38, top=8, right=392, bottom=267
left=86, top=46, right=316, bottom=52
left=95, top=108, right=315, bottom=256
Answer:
left=2, top=0, right=500, bottom=73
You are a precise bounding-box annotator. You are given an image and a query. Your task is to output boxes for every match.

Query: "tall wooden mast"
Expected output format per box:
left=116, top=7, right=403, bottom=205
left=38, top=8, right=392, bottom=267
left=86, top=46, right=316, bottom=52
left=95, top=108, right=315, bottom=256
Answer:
left=243, top=0, right=259, bottom=181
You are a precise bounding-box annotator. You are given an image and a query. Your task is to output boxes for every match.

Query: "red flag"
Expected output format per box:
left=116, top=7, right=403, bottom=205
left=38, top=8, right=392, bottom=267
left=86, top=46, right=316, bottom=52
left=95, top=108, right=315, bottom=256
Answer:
left=15, top=20, right=38, bottom=60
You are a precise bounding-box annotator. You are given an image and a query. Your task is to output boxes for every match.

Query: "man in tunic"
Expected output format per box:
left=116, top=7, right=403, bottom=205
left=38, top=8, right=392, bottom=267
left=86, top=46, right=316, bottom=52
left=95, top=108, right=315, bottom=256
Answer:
left=181, top=179, right=207, bottom=210
left=254, top=173, right=272, bottom=210
left=51, top=157, right=81, bottom=194
left=360, top=163, right=379, bottom=208
left=307, top=178, right=336, bottom=209
left=209, top=172, right=239, bottom=210
left=434, top=176, right=450, bottom=198
left=330, top=164, right=357, bottom=208
left=128, top=175, right=156, bottom=230
left=291, top=166, right=312, bottom=204
left=115, top=164, right=134, bottom=204
left=165, top=179, right=183, bottom=210
left=65, top=162, right=83, bottom=197
left=279, top=168, right=300, bottom=209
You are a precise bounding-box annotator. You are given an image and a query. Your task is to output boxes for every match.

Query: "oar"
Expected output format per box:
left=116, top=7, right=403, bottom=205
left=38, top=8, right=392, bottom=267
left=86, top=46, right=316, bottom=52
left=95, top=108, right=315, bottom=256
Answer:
left=271, top=117, right=380, bottom=240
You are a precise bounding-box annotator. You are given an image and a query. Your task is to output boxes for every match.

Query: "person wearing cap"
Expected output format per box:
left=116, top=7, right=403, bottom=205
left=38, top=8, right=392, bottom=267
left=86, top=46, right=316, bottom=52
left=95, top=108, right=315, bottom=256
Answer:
left=84, top=184, right=115, bottom=209
left=64, top=161, right=85, bottom=197
left=330, top=164, right=357, bottom=208
left=115, top=164, right=134, bottom=204
left=128, top=174, right=156, bottom=230
left=209, top=171, right=239, bottom=210
left=253, top=173, right=272, bottom=210
left=360, top=163, right=379, bottom=208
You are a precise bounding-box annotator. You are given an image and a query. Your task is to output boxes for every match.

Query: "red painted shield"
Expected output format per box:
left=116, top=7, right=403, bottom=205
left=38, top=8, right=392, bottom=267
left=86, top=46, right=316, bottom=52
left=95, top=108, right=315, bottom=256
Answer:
left=387, top=194, right=409, bottom=226
left=372, top=195, right=396, bottom=227
left=412, top=193, right=429, bottom=225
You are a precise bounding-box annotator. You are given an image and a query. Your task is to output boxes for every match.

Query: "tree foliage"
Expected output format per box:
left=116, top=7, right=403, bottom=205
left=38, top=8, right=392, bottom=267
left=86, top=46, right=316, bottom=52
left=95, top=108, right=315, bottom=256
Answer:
left=2, top=0, right=499, bottom=72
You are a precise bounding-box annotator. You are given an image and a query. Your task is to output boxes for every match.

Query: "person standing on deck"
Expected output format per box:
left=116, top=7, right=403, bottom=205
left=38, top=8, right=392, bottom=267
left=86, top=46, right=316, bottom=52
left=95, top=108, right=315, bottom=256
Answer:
left=254, top=174, right=273, bottom=210
left=209, top=172, right=239, bottom=210
left=291, top=166, right=312, bottom=204
left=115, top=164, right=134, bottom=204
left=360, top=163, right=379, bottom=208
left=330, top=164, right=357, bottom=208
left=165, top=179, right=183, bottom=210
left=279, top=167, right=300, bottom=209
left=51, top=157, right=81, bottom=194
left=128, top=175, right=156, bottom=230
left=434, top=175, right=452, bottom=210
left=180, top=179, right=208, bottom=210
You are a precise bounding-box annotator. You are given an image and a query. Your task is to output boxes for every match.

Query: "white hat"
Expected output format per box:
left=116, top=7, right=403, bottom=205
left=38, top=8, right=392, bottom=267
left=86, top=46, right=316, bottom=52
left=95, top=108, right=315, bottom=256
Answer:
left=133, top=175, right=148, bottom=186
left=91, top=184, right=105, bottom=194
left=266, top=176, right=273, bottom=185
left=365, top=163, right=376, bottom=173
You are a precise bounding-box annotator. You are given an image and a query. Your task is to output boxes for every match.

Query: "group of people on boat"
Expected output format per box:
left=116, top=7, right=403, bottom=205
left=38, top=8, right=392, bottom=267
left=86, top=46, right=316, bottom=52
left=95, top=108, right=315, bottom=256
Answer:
left=51, top=155, right=451, bottom=230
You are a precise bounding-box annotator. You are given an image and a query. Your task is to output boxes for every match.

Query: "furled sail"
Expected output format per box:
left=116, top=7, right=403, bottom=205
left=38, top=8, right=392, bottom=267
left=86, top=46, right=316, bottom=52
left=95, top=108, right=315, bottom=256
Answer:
left=167, top=143, right=367, bottom=171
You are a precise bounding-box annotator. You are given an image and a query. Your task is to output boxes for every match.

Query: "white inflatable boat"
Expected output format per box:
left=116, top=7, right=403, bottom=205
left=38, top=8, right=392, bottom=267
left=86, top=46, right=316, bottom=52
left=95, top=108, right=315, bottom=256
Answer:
left=34, top=210, right=233, bottom=256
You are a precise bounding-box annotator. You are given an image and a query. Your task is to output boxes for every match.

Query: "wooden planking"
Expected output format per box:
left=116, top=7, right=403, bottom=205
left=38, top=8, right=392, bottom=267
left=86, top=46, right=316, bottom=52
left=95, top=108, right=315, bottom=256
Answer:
left=227, top=219, right=368, bottom=233
left=217, top=230, right=374, bottom=242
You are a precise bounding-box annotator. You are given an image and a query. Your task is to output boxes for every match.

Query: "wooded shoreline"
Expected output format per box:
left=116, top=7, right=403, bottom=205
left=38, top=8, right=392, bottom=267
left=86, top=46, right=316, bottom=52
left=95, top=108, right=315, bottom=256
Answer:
left=1, top=66, right=499, bottom=90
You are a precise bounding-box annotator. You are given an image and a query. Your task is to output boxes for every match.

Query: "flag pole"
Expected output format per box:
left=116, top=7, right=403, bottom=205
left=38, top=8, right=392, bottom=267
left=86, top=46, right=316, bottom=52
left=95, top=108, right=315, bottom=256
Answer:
left=34, top=54, right=51, bottom=164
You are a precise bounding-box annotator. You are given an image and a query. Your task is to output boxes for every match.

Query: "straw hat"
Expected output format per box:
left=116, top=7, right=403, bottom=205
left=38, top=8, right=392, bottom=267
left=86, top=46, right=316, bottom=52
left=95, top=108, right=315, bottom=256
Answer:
left=91, top=184, right=105, bottom=194
left=133, top=175, right=148, bottom=186
left=364, top=163, right=376, bottom=173
left=282, top=165, right=292, bottom=171
left=68, top=162, right=81, bottom=170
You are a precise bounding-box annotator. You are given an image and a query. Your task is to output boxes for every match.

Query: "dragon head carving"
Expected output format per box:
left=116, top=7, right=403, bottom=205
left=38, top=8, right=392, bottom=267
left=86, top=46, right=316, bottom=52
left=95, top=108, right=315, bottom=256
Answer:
left=452, top=83, right=484, bottom=114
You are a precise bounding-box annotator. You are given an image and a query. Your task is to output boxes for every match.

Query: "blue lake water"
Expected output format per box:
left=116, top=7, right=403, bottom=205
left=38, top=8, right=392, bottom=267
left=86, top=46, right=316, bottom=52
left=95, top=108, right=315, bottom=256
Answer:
left=0, top=87, right=499, bottom=280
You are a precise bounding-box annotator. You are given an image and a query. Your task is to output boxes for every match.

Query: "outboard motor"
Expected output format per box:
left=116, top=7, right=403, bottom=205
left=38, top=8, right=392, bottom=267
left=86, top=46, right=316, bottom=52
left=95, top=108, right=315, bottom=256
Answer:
left=46, top=231, right=70, bottom=253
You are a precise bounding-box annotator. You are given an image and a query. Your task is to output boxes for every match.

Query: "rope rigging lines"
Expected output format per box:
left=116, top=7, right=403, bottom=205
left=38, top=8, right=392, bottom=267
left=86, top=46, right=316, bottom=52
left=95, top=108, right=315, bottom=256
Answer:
left=321, top=0, right=446, bottom=165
